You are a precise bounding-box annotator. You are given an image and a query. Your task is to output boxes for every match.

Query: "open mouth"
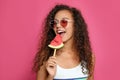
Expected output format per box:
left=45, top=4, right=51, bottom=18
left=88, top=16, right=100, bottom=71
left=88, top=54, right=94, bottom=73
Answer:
left=57, top=30, right=66, bottom=36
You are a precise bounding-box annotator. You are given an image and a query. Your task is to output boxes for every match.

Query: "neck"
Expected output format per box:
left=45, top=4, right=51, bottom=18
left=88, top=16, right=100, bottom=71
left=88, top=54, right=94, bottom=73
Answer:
left=57, top=39, right=77, bottom=57
left=56, top=42, right=80, bottom=62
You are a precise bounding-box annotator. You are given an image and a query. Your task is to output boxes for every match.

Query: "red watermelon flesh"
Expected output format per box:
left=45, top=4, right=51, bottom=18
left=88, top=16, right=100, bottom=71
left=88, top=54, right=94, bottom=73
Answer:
left=48, top=34, right=64, bottom=49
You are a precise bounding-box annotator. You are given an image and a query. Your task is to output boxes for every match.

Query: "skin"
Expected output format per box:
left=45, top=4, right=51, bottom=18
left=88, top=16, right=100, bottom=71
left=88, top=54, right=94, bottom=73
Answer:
left=37, top=10, right=95, bottom=80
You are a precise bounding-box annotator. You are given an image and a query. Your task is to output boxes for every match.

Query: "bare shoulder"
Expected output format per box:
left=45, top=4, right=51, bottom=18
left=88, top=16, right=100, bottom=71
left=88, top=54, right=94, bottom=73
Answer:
left=36, top=62, right=47, bottom=80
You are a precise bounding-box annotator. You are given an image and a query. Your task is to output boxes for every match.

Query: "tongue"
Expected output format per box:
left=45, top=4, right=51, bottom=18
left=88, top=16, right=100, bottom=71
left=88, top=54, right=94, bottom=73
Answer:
left=59, top=32, right=65, bottom=37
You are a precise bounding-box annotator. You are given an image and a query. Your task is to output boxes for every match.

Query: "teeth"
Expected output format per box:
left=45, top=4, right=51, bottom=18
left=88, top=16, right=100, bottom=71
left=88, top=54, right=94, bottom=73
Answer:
left=57, top=31, right=64, bottom=34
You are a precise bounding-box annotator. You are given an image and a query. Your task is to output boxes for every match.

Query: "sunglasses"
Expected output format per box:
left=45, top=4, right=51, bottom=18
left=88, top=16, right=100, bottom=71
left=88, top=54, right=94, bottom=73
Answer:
left=50, top=19, right=73, bottom=28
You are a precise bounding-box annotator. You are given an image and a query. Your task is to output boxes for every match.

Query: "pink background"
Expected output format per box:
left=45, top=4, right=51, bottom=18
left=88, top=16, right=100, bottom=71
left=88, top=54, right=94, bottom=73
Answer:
left=0, top=0, right=120, bottom=80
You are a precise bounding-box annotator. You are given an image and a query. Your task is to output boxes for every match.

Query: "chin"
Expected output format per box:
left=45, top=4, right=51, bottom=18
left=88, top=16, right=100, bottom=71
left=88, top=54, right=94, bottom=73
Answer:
left=62, top=39, right=68, bottom=43
left=62, top=39, right=66, bottom=43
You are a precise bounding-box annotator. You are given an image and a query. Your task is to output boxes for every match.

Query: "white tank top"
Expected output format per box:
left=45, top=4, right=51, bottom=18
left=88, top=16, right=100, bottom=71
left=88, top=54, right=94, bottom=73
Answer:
left=54, top=63, right=88, bottom=80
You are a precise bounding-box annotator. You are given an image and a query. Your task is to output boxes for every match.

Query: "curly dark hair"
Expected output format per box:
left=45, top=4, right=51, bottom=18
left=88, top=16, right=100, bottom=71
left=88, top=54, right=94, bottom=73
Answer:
left=33, top=4, right=93, bottom=78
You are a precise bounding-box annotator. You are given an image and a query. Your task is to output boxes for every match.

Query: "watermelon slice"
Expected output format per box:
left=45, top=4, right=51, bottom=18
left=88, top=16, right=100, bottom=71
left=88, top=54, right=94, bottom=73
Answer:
left=48, top=34, right=64, bottom=49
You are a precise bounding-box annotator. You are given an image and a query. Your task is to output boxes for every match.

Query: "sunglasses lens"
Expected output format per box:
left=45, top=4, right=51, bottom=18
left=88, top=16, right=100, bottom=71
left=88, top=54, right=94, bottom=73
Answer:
left=61, top=20, right=67, bottom=27
left=51, top=19, right=69, bottom=28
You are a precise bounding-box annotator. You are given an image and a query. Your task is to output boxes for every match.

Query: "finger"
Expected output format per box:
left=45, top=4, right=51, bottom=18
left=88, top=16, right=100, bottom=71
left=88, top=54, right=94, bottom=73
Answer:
left=46, top=59, right=56, bottom=65
left=46, top=62, right=56, bottom=68
left=47, top=61, right=56, bottom=66
left=48, top=63, right=56, bottom=67
left=48, top=59, right=57, bottom=64
left=49, top=56, right=57, bottom=60
left=48, top=57, right=57, bottom=63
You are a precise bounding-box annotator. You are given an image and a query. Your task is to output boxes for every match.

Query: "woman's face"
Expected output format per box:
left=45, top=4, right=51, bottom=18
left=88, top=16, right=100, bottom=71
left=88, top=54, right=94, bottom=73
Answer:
left=53, top=10, right=74, bottom=43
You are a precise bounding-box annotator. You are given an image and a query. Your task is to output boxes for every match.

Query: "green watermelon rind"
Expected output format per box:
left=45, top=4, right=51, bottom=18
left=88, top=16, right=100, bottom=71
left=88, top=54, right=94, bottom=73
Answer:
left=48, top=43, right=64, bottom=49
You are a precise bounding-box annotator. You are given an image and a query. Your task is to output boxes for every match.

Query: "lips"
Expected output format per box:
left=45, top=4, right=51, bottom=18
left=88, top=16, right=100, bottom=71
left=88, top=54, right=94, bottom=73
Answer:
left=57, top=30, right=66, bottom=37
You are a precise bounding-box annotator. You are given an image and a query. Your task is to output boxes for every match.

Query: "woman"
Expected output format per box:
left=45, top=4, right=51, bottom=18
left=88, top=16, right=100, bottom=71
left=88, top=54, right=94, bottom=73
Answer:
left=33, top=4, right=95, bottom=80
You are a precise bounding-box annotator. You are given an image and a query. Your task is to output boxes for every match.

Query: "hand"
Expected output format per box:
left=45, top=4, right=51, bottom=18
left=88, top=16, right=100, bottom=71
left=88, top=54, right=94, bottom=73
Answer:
left=45, top=56, right=57, bottom=78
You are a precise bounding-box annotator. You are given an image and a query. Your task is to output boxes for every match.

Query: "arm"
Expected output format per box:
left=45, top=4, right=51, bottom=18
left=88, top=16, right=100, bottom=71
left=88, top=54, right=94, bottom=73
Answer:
left=36, top=64, right=47, bottom=80
left=37, top=56, right=57, bottom=80
left=36, top=63, right=54, bottom=80
left=88, top=53, right=95, bottom=80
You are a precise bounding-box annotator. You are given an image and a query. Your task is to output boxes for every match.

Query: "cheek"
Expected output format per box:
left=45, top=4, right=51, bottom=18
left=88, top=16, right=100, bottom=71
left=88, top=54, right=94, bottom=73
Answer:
left=67, top=25, right=74, bottom=34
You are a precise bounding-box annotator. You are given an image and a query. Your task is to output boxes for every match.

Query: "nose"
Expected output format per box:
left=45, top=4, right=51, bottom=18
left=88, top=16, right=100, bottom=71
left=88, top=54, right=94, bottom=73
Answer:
left=56, top=22, right=61, bottom=28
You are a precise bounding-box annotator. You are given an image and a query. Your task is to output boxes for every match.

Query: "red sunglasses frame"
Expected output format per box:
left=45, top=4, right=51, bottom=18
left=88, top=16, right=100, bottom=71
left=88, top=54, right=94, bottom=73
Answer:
left=51, top=19, right=73, bottom=28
